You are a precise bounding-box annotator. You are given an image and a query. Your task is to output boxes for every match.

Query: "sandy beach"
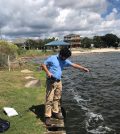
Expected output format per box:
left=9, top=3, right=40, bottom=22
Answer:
left=72, top=48, right=120, bottom=55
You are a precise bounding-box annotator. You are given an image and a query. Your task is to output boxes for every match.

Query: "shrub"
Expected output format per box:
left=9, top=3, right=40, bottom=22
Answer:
left=0, top=40, right=19, bottom=67
left=0, top=40, right=18, bottom=55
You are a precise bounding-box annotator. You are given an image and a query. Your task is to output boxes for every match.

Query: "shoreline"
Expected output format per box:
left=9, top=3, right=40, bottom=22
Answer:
left=72, top=48, right=120, bottom=55
left=20, top=48, right=120, bottom=60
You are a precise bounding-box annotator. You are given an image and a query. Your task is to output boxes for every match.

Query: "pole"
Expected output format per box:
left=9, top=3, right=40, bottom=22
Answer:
left=0, top=27, right=2, bottom=40
left=8, top=55, right=11, bottom=72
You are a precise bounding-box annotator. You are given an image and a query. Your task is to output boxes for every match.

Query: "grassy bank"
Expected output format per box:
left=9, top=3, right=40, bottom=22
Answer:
left=0, top=70, right=46, bottom=134
left=19, top=50, right=55, bottom=57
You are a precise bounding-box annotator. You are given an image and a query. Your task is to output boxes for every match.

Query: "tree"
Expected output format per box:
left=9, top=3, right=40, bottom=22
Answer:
left=102, top=34, right=119, bottom=48
left=24, top=37, right=56, bottom=50
left=81, top=37, right=92, bottom=48
left=25, top=39, right=37, bottom=50
left=93, top=36, right=105, bottom=48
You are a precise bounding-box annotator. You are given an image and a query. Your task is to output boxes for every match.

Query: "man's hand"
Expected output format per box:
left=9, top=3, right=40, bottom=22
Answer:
left=83, top=67, right=89, bottom=72
left=47, top=72, right=53, bottom=78
left=41, top=64, right=53, bottom=77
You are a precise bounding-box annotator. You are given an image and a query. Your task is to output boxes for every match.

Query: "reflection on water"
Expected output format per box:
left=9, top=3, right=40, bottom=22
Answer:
left=62, top=52, right=120, bottom=134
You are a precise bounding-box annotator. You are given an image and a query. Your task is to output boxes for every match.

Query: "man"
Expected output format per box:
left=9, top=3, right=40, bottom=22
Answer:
left=41, top=47, right=89, bottom=126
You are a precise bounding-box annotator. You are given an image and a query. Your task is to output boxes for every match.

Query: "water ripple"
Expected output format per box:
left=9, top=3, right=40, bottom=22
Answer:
left=62, top=52, right=120, bottom=134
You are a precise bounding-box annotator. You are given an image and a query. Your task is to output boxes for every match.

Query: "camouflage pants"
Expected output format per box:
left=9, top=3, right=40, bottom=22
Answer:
left=45, top=78, right=62, bottom=117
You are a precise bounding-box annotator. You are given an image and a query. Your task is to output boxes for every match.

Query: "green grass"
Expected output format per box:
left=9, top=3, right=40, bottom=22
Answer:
left=19, top=50, right=55, bottom=57
left=0, top=70, right=46, bottom=134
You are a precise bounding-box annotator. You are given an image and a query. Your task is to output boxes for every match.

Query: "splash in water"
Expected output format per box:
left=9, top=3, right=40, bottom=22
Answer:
left=70, top=84, right=115, bottom=133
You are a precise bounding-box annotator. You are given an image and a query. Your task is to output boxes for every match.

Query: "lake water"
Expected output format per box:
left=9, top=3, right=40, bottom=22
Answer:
left=62, top=52, right=120, bottom=134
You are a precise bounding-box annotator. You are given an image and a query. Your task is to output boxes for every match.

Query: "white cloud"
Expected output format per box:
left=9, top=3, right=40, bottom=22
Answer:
left=55, top=9, right=71, bottom=26
left=101, top=20, right=115, bottom=28
left=0, top=0, right=119, bottom=39
left=106, top=8, right=118, bottom=20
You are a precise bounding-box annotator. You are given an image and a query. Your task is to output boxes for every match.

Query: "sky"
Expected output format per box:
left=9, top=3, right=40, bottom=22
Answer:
left=0, top=0, right=120, bottom=40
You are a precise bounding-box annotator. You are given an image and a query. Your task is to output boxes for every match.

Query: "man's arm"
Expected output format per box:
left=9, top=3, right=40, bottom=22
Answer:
left=71, top=63, right=89, bottom=72
left=41, top=64, right=52, bottom=77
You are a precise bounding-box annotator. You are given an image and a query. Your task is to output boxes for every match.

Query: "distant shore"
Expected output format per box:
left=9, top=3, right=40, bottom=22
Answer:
left=20, top=48, right=120, bottom=60
left=72, top=48, right=120, bottom=55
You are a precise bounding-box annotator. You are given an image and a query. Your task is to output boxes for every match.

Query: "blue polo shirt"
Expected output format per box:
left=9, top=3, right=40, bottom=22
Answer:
left=44, top=55, right=73, bottom=80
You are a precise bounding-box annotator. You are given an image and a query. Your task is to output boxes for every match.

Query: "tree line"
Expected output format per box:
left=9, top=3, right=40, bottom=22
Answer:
left=81, top=33, right=120, bottom=49
left=16, top=33, right=120, bottom=50
left=0, top=33, right=119, bottom=67
left=17, top=37, right=56, bottom=50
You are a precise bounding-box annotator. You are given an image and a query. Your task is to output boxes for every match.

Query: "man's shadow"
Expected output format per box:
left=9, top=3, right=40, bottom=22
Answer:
left=29, top=104, right=45, bottom=122
left=29, top=104, right=67, bottom=123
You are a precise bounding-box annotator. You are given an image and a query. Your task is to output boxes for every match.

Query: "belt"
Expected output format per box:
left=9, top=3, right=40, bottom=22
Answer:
left=47, top=76, right=60, bottom=82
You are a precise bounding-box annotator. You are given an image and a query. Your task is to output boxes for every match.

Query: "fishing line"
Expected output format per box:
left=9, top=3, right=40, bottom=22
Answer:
left=64, top=70, right=109, bottom=133
left=64, top=55, right=106, bottom=133
left=71, top=54, right=115, bottom=133
left=84, top=72, right=115, bottom=133
left=63, top=72, right=89, bottom=131
left=89, top=71, right=103, bottom=108
left=63, top=70, right=91, bottom=111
